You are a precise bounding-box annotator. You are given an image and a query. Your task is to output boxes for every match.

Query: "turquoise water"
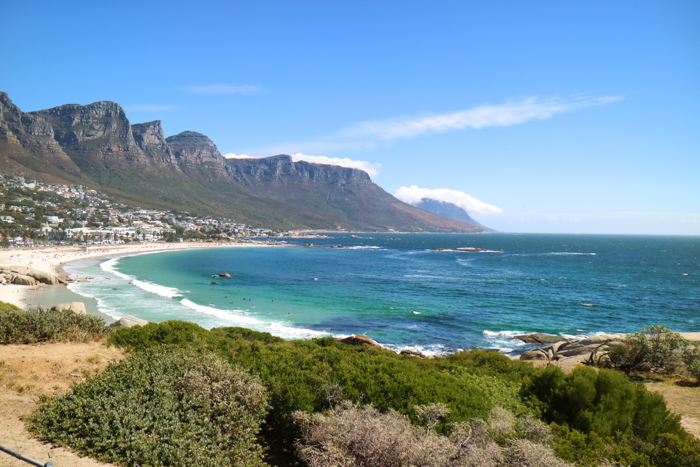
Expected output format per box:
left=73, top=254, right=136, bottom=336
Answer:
left=65, top=234, right=700, bottom=355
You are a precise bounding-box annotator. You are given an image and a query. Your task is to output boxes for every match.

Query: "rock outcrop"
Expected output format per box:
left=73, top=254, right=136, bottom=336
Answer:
left=338, top=335, right=381, bottom=348
left=12, top=274, right=37, bottom=286
left=519, top=334, right=626, bottom=363
left=0, top=265, right=61, bottom=285
left=132, top=120, right=179, bottom=166
left=166, top=131, right=228, bottom=179
left=109, top=315, right=149, bottom=328
left=51, top=302, right=87, bottom=315
left=29, top=100, right=150, bottom=169
left=514, top=334, right=568, bottom=345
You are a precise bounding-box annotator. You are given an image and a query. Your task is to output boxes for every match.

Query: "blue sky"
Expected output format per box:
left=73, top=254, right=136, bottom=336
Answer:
left=1, top=1, right=698, bottom=234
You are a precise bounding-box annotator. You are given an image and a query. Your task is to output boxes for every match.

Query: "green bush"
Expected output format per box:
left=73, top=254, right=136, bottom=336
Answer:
left=523, top=365, right=682, bottom=441
left=109, top=321, right=533, bottom=430
left=0, top=307, right=110, bottom=344
left=609, top=325, right=689, bottom=374
left=27, top=347, right=269, bottom=466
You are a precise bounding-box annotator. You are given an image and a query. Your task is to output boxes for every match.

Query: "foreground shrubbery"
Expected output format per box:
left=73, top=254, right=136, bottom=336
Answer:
left=109, top=321, right=535, bottom=431
left=28, top=347, right=269, bottom=466
left=0, top=305, right=111, bottom=344
left=22, top=319, right=699, bottom=466
left=294, top=403, right=570, bottom=467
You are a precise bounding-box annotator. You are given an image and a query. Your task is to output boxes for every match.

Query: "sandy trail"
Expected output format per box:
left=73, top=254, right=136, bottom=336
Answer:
left=0, top=342, right=125, bottom=466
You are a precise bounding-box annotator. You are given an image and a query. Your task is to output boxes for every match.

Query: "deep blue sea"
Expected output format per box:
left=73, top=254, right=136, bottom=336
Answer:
left=64, top=234, right=700, bottom=355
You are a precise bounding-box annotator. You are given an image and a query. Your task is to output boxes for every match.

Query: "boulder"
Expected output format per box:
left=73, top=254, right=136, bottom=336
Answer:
left=12, top=274, right=37, bottom=286
left=219, top=272, right=231, bottom=278
left=51, top=302, right=87, bottom=315
left=399, top=349, right=426, bottom=358
left=27, top=268, right=60, bottom=285
left=520, top=349, right=549, bottom=360
left=109, top=315, right=148, bottom=328
left=514, top=333, right=568, bottom=345
left=338, top=335, right=381, bottom=348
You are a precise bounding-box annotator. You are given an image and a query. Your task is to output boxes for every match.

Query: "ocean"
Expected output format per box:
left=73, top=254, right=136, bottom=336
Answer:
left=64, top=233, right=700, bottom=355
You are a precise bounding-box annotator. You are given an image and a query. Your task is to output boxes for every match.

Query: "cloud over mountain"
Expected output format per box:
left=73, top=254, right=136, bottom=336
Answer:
left=394, top=185, right=503, bottom=214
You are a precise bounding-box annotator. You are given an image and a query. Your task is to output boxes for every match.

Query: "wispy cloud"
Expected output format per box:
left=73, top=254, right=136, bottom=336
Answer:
left=179, top=83, right=262, bottom=95
left=223, top=152, right=382, bottom=178
left=123, top=105, right=176, bottom=112
left=239, top=95, right=622, bottom=156
left=394, top=185, right=503, bottom=214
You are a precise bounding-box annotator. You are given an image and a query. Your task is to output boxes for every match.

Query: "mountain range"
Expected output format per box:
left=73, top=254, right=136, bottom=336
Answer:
left=0, top=92, right=482, bottom=232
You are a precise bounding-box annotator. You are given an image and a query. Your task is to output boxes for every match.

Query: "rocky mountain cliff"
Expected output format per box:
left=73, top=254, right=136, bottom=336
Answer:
left=0, top=91, right=481, bottom=232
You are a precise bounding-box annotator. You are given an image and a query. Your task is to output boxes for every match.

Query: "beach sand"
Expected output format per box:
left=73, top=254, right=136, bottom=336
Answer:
left=0, top=241, right=278, bottom=315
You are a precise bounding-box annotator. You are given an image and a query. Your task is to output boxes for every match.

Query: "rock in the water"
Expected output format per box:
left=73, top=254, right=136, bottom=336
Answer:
left=399, top=349, right=426, bottom=358
left=338, top=335, right=380, bottom=348
left=109, top=315, right=148, bottom=328
left=219, top=272, right=231, bottom=278
left=51, top=302, right=87, bottom=315
left=514, top=333, right=568, bottom=345
left=12, top=274, right=37, bottom=286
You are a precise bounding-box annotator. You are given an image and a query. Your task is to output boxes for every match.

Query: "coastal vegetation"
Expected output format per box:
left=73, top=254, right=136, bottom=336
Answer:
left=28, top=347, right=269, bottom=466
left=0, top=308, right=695, bottom=466
left=0, top=306, right=110, bottom=344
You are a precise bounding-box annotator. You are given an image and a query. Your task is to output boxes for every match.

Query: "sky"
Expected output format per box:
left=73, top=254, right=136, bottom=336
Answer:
left=1, top=1, right=698, bottom=235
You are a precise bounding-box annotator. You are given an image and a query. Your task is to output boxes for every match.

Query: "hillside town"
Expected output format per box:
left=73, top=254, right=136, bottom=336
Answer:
left=0, top=175, right=287, bottom=246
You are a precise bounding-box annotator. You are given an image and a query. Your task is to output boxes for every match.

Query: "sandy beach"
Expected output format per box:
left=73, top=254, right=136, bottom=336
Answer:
left=0, top=241, right=279, bottom=313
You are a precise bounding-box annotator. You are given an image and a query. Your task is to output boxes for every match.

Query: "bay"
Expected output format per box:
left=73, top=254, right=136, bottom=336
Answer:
left=64, top=233, right=700, bottom=355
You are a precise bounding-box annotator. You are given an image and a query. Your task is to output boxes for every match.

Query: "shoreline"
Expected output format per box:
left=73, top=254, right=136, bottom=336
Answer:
left=0, top=241, right=283, bottom=315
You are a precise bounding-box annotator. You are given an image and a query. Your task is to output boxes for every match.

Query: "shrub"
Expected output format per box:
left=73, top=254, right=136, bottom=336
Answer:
left=293, top=402, right=570, bottom=467
left=523, top=365, right=682, bottom=441
left=27, top=347, right=269, bottom=466
left=0, top=307, right=110, bottom=344
left=108, top=321, right=534, bottom=431
left=609, top=325, right=689, bottom=374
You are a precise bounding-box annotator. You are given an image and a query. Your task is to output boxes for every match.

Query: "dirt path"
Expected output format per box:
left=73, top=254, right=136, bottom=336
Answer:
left=0, top=342, right=125, bottom=467
left=644, top=378, right=700, bottom=438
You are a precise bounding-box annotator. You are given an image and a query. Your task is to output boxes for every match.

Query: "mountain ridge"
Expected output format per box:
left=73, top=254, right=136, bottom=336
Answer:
left=0, top=92, right=482, bottom=232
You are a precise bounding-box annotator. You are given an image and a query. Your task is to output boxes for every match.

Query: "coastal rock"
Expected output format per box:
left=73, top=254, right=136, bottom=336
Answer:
left=338, top=335, right=381, bottom=348
left=219, top=272, right=231, bottom=278
left=519, top=334, right=626, bottom=362
left=12, top=274, right=37, bottom=286
left=399, top=349, right=426, bottom=358
left=109, top=315, right=148, bottom=328
left=520, top=350, right=549, bottom=360
left=27, top=268, right=60, bottom=285
left=514, top=334, right=568, bottom=345
left=51, top=302, right=87, bottom=315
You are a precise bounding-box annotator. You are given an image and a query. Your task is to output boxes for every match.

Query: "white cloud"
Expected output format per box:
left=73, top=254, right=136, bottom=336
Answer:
left=236, top=95, right=622, bottom=157
left=225, top=153, right=253, bottom=159
left=222, top=152, right=382, bottom=178
left=289, top=154, right=382, bottom=178
left=339, top=96, right=622, bottom=141
left=123, top=105, right=176, bottom=112
left=179, top=84, right=261, bottom=95
left=394, top=185, right=503, bottom=214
